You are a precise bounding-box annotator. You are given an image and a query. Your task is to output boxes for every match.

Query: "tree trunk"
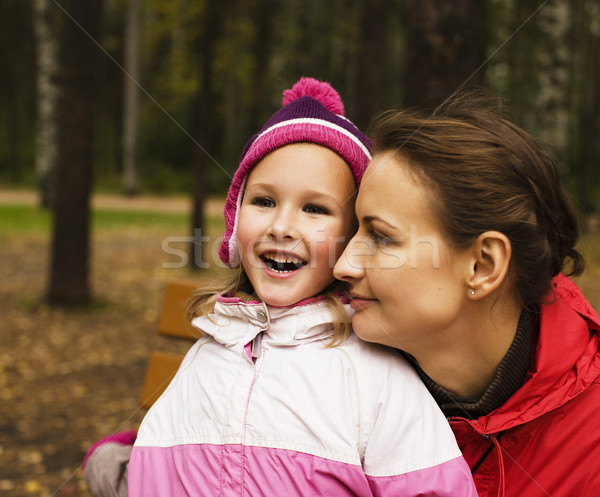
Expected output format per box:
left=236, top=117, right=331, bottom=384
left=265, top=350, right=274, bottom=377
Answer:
left=122, top=0, right=141, bottom=196
left=189, top=0, right=221, bottom=269
left=404, top=0, right=487, bottom=108
left=533, top=0, right=571, bottom=165
left=33, top=0, right=59, bottom=207
left=356, top=0, right=387, bottom=130
left=48, top=0, right=103, bottom=306
left=249, top=0, right=274, bottom=132
left=574, top=0, right=600, bottom=214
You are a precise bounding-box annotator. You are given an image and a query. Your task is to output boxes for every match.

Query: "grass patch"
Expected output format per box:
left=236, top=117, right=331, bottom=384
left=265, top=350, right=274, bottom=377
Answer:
left=0, top=204, right=223, bottom=236
left=92, top=209, right=188, bottom=231
left=0, top=204, right=52, bottom=234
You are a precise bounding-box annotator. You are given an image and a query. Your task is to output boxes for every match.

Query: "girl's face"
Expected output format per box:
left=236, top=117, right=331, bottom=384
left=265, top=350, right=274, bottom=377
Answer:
left=237, top=143, right=357, bottom=306
left=333, top=152, right=471, bottom=352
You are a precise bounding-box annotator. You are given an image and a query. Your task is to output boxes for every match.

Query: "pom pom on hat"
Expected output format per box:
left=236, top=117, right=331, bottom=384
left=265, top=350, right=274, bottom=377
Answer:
left=282, top=77, right=345, bottom=115
left=219, top=77, right=371, bottom=268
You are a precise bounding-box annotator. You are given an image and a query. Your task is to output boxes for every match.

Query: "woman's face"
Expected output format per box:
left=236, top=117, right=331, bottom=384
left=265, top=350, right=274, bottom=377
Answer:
left=334, top=152, right=472, bottom=352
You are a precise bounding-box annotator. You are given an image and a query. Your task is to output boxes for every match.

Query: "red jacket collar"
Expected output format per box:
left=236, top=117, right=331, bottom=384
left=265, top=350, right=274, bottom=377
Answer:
left=463, top=274, right=600, bottom=434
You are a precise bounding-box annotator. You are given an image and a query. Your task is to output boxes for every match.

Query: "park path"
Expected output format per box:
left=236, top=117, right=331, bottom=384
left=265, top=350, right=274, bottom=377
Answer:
left=0, top=188, right=225, bottom=216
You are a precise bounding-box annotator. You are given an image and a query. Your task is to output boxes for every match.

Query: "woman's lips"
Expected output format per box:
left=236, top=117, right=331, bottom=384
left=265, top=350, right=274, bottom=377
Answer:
left=349, top=293, right=376, bottom=310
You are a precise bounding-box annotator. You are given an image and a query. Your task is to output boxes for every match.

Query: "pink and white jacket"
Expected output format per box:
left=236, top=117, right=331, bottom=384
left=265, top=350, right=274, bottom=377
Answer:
left=129, top=298, right=476, bottom=496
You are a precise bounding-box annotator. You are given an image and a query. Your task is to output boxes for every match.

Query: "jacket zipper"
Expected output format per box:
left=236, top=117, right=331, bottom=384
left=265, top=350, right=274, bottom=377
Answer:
left=471, top=432, right=504, bottom=474
left=240, top=348, right=266, bottom=496
left=451, top=418, right=506, bottom=497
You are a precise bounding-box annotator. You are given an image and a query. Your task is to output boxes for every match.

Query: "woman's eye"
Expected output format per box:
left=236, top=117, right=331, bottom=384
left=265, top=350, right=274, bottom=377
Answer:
left=368, top=229, right=390, bottom=245
left=252, top=197, right=275, bottom=208
left=304, top=204, right=329, bottom=215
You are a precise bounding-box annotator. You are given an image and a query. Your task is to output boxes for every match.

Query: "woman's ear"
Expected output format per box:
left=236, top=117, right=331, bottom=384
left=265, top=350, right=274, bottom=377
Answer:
left=467, top=231, right=512, bottom=298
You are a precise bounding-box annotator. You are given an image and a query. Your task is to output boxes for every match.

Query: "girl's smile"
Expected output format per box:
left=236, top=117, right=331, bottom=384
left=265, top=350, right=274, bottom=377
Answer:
left=260, top=250, right=307, bottom=275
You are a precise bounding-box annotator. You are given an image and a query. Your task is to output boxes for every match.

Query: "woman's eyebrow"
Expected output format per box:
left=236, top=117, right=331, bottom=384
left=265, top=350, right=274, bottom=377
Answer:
left=363, top=215, right=398, bottom=230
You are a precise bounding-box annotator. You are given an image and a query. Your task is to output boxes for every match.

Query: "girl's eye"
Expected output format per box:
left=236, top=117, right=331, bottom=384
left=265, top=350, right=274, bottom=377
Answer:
left=252, top=197, right=275, bottom=208
left=304, top=204, right=329, bottom=215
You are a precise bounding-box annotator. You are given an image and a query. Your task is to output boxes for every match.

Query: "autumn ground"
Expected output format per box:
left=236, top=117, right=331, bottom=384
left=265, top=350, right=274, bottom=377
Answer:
left=0, top=190, right=226, bottom=497
left=1, top=190, right=600, bottom=497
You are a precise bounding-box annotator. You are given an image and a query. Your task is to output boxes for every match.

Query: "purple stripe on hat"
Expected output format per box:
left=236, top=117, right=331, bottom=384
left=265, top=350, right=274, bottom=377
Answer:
left=240, top=96, right=367, bottom=160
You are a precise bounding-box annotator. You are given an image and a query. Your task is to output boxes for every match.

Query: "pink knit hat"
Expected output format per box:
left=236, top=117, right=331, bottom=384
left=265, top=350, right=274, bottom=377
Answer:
left=219, top=77, right=372, bottom=268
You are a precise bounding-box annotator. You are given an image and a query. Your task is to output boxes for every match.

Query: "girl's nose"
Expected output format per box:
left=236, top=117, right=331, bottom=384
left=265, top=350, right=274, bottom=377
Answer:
left=268, top=207, right=299, bottom=240
left=334, top=235, right=367, bottom=281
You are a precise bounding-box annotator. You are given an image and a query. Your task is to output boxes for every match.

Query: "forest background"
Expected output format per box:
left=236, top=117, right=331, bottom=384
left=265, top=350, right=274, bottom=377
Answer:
left=6, top=0, right=600, bottom=201
left=2, top=0, right=600, bottom=496
left=2, top=0, right=600, bottom=304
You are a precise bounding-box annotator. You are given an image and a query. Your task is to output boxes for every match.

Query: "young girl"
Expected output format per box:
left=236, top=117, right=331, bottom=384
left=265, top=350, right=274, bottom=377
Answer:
left=127, top=78, right=476, bottom=496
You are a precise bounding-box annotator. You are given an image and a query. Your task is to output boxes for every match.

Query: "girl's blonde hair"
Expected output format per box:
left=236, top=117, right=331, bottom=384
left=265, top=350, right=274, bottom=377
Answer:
left=186, top=268, right=352, bottom=346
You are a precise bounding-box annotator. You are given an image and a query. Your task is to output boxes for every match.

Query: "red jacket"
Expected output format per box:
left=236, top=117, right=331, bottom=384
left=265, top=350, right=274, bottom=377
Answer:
left=449, top=274, right=600, bottom=496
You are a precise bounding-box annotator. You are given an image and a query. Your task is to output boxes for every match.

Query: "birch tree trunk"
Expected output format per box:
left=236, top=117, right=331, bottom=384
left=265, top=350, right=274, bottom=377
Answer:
left=533, top=0, right=571, bottom=164
left=32, top=0, right=59, bottom=207
left=122, top=0, right=141, bottom=196
left=574, top=0, right=600, bottom=215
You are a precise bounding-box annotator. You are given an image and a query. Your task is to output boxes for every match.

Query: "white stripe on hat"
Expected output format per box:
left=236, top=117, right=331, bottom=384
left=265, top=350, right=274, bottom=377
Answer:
left=253, top=118, right=372, bottom=160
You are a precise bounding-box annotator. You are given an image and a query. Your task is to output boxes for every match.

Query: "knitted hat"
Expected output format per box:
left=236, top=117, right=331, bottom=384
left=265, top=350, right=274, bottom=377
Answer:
left=219, top=77, right=372, bottom=268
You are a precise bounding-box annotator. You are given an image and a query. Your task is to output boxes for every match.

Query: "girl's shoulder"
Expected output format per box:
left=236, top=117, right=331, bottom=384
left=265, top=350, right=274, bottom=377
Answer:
left=338, top=334, right=451, bottom=438
left=337, top=333, right=420, bottom=379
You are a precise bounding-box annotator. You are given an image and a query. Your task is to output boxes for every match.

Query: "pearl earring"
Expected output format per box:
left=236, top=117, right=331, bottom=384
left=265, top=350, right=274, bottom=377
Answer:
left=469, top=289, right=475, bottom=296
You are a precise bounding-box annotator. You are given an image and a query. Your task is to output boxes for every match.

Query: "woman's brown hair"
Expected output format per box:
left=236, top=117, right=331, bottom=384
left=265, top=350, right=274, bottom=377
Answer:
left=369, top=90, right=585, bottom=309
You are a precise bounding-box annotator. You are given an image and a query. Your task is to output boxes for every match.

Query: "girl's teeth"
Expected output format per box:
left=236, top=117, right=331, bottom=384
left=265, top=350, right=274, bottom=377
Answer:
left=268, top=255, right=300, bottom=264
left=261, top=254, right=306, bottom=272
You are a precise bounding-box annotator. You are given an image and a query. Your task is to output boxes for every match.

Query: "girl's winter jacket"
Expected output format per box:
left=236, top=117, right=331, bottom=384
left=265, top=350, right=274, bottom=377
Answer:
left=450, top=274, right=600, bottom=496
left=129, top=298, right=476, bottom=496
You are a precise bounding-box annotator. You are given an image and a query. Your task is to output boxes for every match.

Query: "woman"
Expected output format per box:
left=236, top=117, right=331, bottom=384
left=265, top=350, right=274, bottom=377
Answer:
left=334, top=92, right=600, bottom=496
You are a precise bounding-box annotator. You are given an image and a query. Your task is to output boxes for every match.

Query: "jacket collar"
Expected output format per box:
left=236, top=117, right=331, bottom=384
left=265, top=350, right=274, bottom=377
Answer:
left=466, top=274, right=600, bottom=433
left=191, top=298, right=352, bottom=355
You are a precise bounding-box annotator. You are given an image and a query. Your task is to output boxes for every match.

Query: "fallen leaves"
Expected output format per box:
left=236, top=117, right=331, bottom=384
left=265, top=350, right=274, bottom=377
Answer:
left=0, top=228, right=202, bottom=496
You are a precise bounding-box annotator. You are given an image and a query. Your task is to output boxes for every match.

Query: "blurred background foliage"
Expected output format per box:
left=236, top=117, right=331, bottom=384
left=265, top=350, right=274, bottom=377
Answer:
left=2, top=0, right=599, bottom=202
left=1, top=0, right=599, bottom=305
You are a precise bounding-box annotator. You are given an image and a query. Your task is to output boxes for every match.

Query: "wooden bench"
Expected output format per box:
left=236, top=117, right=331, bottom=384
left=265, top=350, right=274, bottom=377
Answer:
left=138, top=279, right=201, bottom=408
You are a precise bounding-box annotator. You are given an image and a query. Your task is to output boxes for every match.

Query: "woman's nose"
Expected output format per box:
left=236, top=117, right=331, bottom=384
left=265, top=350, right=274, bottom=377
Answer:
left=334, top=235, right=367, bottom=281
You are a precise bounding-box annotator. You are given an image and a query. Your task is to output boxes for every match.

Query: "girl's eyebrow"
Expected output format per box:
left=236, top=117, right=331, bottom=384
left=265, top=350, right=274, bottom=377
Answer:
left=244, top=182, right=273, bottom=191
left=304, top=190, right=344, bottom=204
left=246, top=183, right=342, bottom=204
